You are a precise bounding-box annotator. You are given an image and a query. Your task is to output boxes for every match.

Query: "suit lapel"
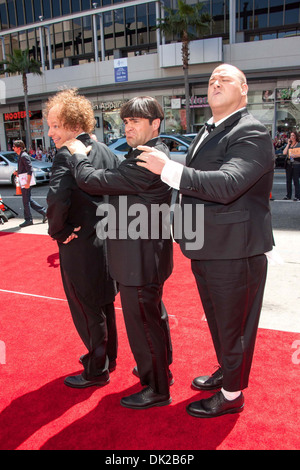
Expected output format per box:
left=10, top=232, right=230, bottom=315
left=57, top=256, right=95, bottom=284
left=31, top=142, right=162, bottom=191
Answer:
left=186, top=128, right=205, bottom=165
left=187, top=109, right=249, bottom=166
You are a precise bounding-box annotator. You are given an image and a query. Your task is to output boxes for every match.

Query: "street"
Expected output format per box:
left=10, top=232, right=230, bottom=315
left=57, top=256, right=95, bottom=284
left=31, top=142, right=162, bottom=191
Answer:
left=0, top=168, right=299, bottom=231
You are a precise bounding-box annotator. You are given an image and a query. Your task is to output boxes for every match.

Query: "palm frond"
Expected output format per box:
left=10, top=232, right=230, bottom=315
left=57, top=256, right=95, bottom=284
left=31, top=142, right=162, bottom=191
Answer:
left=0, top=48, right=42, bottom=76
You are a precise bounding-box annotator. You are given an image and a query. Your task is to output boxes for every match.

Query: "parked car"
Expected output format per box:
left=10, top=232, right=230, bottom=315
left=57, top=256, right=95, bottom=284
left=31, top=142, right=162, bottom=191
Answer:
left=183, top=133, right=197, bottom=141
left=0, top=151, right=52, bottom=185
left=275, top=153, right=286, bottom=168
left=108, top=134, right=194, bottom=165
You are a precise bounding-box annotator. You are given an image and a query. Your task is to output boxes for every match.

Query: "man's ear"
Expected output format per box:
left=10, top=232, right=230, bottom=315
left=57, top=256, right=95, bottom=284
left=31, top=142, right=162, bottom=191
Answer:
left=241, top=83, right=248, bottom=96
left=152, top=118, right=161, bottom=131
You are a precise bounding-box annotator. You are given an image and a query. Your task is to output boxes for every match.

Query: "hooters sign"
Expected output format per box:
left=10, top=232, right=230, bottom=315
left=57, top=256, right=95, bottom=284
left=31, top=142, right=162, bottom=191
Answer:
left=4, top=111, right=32, bottom=121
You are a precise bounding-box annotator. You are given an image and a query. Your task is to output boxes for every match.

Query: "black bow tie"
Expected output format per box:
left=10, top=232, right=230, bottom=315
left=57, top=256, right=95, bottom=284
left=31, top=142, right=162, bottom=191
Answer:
left=205, top=122, right=216, bottom=133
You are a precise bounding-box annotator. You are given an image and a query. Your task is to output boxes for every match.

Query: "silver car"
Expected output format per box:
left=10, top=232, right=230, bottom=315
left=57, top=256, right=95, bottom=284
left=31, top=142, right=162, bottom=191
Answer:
left=108, top=134, right=193, bottom=164
left=0, top=151, right=52, bottom=185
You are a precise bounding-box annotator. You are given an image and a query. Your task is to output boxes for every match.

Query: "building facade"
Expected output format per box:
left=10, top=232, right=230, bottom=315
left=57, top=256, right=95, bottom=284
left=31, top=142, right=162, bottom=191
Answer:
left=0, top=0, right=300, bottom=150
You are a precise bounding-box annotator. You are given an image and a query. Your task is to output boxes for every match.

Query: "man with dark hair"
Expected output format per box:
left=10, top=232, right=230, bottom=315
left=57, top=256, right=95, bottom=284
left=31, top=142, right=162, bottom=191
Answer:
left=63, top=96, right=174, bottom=409
left=13, top=140, right=47, bottom=228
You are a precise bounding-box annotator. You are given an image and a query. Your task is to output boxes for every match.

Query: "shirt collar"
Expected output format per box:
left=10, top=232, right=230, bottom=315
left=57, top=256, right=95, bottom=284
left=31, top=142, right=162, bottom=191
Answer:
left=207, top=107, right=247, bottom=127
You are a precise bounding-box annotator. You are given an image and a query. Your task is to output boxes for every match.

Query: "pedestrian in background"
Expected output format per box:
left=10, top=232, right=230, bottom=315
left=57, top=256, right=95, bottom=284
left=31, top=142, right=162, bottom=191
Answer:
left=13, top=140, right=47, bottom=228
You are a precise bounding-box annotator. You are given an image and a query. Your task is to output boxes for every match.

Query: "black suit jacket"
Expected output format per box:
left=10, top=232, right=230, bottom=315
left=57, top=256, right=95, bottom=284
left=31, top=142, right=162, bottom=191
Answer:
left=18, top=151, right=33, bottom=175
left=178, top=109, right=275, bottom=260
left=47, top=133, right=119, bottom=306
left=68, top=138, right=173, bottom=287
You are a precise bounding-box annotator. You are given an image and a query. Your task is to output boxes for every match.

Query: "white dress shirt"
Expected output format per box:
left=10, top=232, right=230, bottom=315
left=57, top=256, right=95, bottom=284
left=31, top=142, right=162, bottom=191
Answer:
left=161, top=108, right=246, bottom=189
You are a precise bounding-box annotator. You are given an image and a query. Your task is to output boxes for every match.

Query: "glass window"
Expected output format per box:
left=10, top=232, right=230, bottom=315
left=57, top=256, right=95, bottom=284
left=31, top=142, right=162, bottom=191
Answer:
left=81, top=0, right=91, bottom=11
left=125, top=6, right=136, bottom=47
left=54, top=22, right=63, bottom=59
left=63, top=20, right=73, bottom=57
left=239, top=0, right=253, bottom=30
left=115, top=10, right=125, bottom=49
left=212, top=0, right=225, bottom=34
left=285, top=0, right=300, bottom=25
left=148, top=3, right=156, bottom=28
left=33, top=0, right=42, bottom=21
left=269, top=0, right=284, bottom=27
left=51, top=0, right=61, bottom=18
left=73, top=18, right=83, bottom=55
left=137, top=4, right=148, bottom=45
left=7, top=0, right=16, bottom=27
left=0, top=2, right=8, bottom=29
left=247, top=103, right=275, bottom=131
left=62, top=1, right=70, bottom=15
left=28, top=28, right=37, bottom=60
left=253, top=0, right=268, bottom=28
left=71, top=0, right=80, bottom=13
left=15, top=0, right=25, bottom=26
left=42, top=0, right=51, bottom=19
left=82, top=16, right=93, bottom=54
left=24, top=0, right=33, bottom=23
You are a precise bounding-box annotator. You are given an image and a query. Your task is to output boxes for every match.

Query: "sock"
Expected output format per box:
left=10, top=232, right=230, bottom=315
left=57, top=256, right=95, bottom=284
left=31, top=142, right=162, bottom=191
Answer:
left=221, top=388, right=241, bottom=401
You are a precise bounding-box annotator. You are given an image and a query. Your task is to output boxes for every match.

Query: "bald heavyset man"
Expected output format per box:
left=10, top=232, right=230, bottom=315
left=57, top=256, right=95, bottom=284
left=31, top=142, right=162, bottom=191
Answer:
left=137, top=64, right=275, bottom=418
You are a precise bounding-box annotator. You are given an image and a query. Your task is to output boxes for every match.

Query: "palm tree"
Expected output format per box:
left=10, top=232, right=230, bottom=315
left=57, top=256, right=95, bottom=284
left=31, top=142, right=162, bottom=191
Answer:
left=0, top=49, right=42, bottom=149
left=157, top=0, right=212, bottom=133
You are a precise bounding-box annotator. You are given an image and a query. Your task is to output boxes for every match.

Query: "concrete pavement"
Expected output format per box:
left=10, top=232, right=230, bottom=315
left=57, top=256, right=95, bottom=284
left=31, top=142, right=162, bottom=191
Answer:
left=1, top=212, right=299, bottom=334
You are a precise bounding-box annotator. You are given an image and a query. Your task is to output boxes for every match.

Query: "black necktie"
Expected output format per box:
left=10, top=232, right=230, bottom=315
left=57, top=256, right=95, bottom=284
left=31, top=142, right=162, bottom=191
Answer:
left=205, top=122, right=216, bottom=133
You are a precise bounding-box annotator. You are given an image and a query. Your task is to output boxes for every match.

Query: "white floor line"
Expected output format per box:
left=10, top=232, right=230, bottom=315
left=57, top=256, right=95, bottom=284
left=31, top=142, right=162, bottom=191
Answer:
left=0, top=288, right=123, bottom=310
left=0, top=288, right=67, bottom=302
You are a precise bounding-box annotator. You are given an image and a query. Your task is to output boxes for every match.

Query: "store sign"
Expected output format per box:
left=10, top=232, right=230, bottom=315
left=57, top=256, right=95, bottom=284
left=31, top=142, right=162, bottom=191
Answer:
left=188, top=95, right=209, bottom=108
left=4, top=111, right=32, bottom=121
left=93, top=100, right=128, bottom=111
left=114, top=58, right=128, bottom=83
left=177, top=95, right=209, bottom=108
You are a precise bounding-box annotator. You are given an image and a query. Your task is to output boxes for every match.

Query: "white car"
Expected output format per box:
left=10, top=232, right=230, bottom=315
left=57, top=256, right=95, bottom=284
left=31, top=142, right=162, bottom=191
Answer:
left=108, top=134, right=193, bottom=165
left=0, top=151, right=52, bottom=185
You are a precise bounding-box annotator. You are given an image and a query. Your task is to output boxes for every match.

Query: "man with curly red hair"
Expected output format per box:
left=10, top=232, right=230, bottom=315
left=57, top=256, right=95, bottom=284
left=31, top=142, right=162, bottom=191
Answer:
left=45, top=88, right=119, bottom=389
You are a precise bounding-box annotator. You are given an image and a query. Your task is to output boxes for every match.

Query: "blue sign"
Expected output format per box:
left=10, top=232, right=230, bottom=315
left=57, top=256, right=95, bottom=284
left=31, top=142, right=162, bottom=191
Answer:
left=114, top=58, right=128, bottom=83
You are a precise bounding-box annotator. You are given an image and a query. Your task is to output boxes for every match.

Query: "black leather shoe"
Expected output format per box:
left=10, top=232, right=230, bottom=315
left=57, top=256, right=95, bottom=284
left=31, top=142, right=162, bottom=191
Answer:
left=132, top=366, right=174, bottom=386
left=192, top=367, right=223, bottom=391
left=79, top=355, right=116, bottom=372
left=186, top=391, right=244, bottom=418
left=19, top=220, right=33, bottom=228
left=64, top=372, right=110, bottom=389
left=42, top=214, right=48, bottom=223
left=120, top=386, right=172, bottom=409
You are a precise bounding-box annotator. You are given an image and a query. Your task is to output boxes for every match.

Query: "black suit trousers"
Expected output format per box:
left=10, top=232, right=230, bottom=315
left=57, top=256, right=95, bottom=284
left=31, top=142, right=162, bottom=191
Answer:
left=119, top=283, right=171, bottom=395
left=191, top=254, right=267, bottom=392
left=60, top=265, right=117, bottom=380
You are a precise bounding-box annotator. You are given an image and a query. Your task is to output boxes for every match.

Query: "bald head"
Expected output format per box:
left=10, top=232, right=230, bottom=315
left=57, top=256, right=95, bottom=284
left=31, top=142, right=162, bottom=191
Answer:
left=211, top=64, right=247, bottom=85
left=208, top=64, right=248, bottom=121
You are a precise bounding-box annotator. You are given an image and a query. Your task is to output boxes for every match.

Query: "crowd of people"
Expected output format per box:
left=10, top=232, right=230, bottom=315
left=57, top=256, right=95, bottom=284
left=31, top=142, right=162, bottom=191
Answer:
left=28, top=146, right=56, bottom=162
left=273, top=132, right=298, bottom=154
left=273, top=130, right=300, bottom=200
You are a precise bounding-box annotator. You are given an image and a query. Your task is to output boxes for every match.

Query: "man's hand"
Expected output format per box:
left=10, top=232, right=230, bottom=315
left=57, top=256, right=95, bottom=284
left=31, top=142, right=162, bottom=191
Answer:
left=63, top=226, right=81, bottom=244
left=64, top=139, right=92, bottom=156
left=136, top=145, right=169, bottom=175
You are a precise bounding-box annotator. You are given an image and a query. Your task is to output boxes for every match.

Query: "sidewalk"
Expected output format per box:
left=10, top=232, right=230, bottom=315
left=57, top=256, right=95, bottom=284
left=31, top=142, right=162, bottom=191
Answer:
left=1, top=217, right=299, bottom=334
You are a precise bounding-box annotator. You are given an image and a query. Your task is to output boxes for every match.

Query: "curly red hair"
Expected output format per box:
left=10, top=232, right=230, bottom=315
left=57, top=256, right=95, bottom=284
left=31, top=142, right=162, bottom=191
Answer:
left=44, top=88, right=96, bottom=134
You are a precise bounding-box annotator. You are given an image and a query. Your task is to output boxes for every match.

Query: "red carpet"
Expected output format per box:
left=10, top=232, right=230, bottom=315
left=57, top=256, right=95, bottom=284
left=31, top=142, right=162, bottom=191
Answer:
left=0, top=232, right=299, bottom=450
